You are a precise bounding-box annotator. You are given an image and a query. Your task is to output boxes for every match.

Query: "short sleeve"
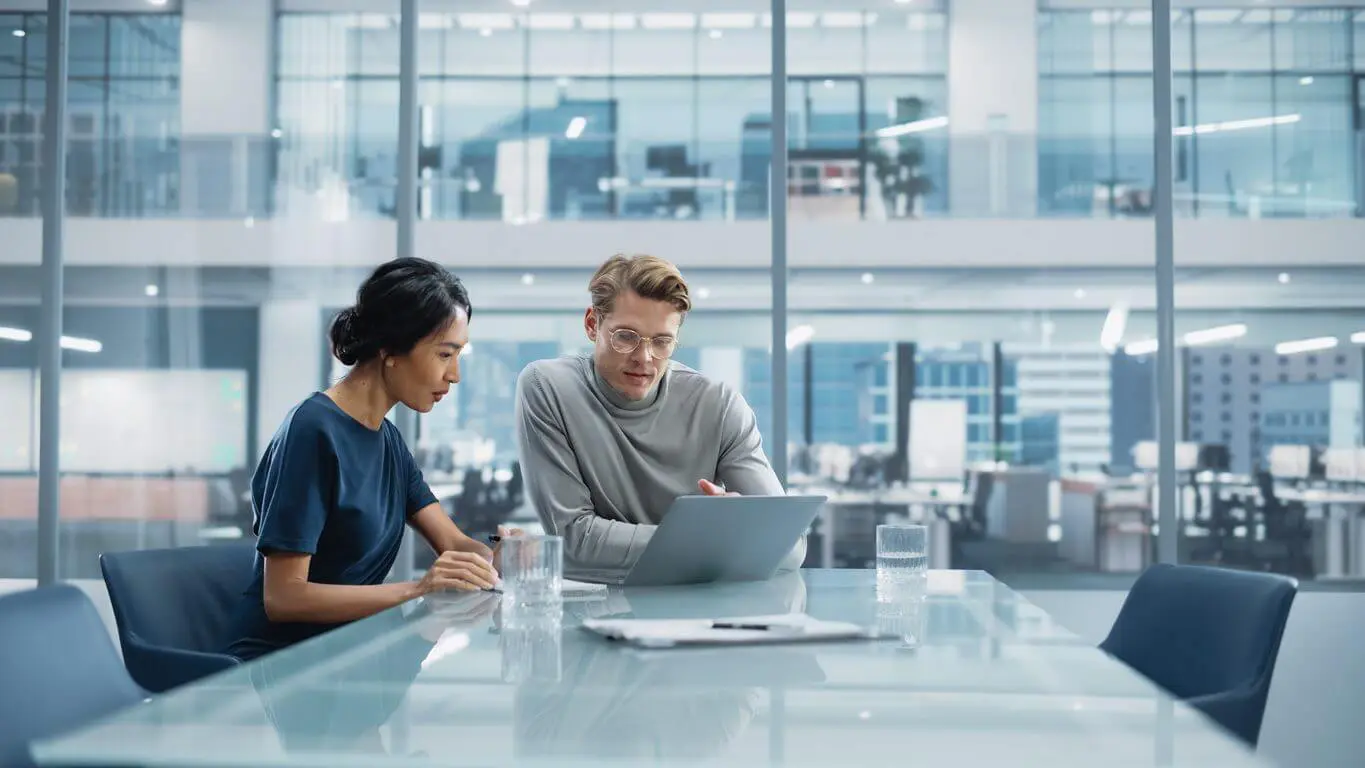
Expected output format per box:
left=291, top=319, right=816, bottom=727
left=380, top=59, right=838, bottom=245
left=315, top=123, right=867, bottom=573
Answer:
left=253, top=415, right=333, bottom=556
left=397, top=429, right=438, bottom=515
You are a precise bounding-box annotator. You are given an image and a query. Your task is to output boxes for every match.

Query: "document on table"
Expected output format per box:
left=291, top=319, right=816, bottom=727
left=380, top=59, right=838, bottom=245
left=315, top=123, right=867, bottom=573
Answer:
left=563, top=578, right=609, bottom=600
left=580, top=613, right=872, bottom=648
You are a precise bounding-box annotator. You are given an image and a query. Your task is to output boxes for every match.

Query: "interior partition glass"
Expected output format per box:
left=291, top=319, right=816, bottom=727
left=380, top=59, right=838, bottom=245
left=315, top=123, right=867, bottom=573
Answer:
left=274, top=7, right=945, bottom=222
left=0, top=11, right=180, bottom=219
left=1038, top=7, right=1363, bottom=219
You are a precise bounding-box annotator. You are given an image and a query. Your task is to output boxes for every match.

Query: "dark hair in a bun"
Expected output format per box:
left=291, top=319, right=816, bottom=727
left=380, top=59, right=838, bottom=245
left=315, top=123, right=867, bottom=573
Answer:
left=330, top=257, right=473, bottom=367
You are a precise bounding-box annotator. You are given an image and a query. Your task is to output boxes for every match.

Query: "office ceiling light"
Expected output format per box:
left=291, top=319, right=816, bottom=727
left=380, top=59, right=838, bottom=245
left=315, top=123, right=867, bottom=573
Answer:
left=1350, top=332, right=1365, bottom=345
left=1090, top=10, right=1119, bottom=25
left=460, top=343, right=473, bottom=357
left=709, top=29, right=723, bottom=39
left=580, top=13, right=635, bottom=30
left=1196, top=9, right=1243, bottom=24
left=1276, top=337, right=1338, bottom=355
left=822, top=12, right=871, bottom=28
left=786, top=325, right=816, bottom=350
left=521, top=273, right=535, bottom=286
left=270, top=128, right=283, bottom=139
left=565, top=116, right=587, bottom=139
left=1183, top=323, right=1247, bottom=346
left=641, top=13, right=696, bottom=30
left=1173, top=114, right=1299, bottom=136
left=61, top=335, right=103, bottom=353
left=526, top=14, right=574, bottom=30
left=875, top=115, right=949, bottom=138
left=860, top=272, right=875, bottom=285
left=1123, top=10, right=1153, bottom=25
left=1278, top=271, right=1291, bottom=284
left=1124, top=339, right=1159, bottom=356
left=696, top=287, right=711, bottom=300
left=457, top=14, right=516, bottom=30
left=146, top=0, right=169, bottom=6
left=12, top=29, right=25, bottom=38
left=418, top=14, right=454, bottom=30
left=0, top=326, right=33, bottom=343
left=701, top=13, right=756, bottom=29
left=509, top=0, right=532, bottom=6
left=1073, top=288, right=1086, bottom=299
left=762, top=12, right=818, bottom=28
left=145, top=284, right=160, bottom=297
left=1099, top=303, right=1129, bottom=354
left=1299, top=76, right=1314, bottom=86
left=480, top=28, right=493, bottom=37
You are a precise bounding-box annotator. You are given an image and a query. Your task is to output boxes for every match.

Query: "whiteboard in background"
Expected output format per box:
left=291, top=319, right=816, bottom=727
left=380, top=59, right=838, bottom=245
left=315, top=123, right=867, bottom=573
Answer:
left=0, top=370, right=35, bottom=472
left=910, top=399, right=967, bottom=482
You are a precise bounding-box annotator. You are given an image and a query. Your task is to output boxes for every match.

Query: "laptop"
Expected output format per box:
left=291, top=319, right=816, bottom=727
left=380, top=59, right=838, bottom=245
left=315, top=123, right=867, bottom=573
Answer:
left=622, top=494, right=827, bottom=587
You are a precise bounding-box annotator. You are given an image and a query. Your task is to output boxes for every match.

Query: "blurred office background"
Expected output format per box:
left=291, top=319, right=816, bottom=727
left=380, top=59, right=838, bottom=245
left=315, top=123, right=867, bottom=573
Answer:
left=1, top=0, right=1364, bottom=591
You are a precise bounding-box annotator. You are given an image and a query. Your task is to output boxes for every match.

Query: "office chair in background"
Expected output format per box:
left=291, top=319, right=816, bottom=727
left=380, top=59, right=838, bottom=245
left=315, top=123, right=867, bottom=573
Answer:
left=100, top=542, right=256, bottom=692
left=0, top=585, right=146, bottom=768
left=1100, top=563, right=1297, bottom=747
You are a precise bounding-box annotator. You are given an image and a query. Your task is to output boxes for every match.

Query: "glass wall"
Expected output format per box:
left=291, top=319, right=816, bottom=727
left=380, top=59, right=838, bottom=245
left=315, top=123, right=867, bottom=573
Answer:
left=1039, top=7, right=1363, bottom=219
left=274, top=8, right=948, bottom=222
left=0, top=12, right=180, bottom=218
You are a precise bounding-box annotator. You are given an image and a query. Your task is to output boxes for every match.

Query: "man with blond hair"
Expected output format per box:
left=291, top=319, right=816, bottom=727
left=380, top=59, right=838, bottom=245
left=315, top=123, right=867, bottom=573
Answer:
left=514, top=253, right=805, bottom=582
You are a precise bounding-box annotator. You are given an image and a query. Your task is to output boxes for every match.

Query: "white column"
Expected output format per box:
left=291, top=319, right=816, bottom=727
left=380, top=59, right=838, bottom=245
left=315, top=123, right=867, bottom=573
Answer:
left=948, top=0, right=1038, bottom=217
left=700, top=347, right=745, bottom=393
left=180, top=0, right=274, bottom=216
left=257, top=300, right=323, bottom=458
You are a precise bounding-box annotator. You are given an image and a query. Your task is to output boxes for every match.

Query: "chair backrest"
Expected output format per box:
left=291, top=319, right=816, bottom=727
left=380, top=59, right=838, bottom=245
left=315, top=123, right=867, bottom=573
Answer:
left=1101, top=563, right=1296, bottom=744
left=0, top=585, right=145, bottom=768
left=100, top=542, right=256, bottom=654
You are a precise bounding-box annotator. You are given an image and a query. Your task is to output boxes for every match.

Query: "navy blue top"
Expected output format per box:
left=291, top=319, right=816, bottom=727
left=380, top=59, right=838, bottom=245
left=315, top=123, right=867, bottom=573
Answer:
left=226, top=393, right=438, bottom=661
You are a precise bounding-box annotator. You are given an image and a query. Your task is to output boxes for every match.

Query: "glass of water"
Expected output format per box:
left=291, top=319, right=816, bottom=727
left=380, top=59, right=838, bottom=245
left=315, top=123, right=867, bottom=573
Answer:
left=876, top=523, right=928, bottom=604
left=501, top=534, right=563, bottom=607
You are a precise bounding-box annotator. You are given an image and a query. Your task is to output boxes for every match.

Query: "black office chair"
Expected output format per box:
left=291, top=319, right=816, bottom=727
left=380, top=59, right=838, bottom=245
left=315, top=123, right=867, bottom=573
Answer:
left=1100, top=563, right=1297, bottom=746
left=0, top=585, right=146, bottom=768
left=1254, top=471, right=1313, bottom=579
left=100, top=542, right=255, bottom=692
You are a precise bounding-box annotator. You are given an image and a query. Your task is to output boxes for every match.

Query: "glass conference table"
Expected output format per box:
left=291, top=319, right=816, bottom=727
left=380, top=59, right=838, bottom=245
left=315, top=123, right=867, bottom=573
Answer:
left=34, top=570, right=1267, bottom=767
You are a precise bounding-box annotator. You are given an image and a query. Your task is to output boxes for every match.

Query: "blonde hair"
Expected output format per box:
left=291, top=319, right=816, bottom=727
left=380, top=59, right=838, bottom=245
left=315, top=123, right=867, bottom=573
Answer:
left=589, top=254, right=691, bottom=316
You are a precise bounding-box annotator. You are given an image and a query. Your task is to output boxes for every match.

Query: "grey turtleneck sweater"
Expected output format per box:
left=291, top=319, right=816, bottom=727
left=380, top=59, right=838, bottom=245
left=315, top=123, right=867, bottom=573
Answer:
left=514, top=353, right=805, bottom=583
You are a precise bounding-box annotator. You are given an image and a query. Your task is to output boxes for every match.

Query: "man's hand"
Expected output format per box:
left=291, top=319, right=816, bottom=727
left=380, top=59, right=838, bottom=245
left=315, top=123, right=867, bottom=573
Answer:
left=698, top=479, right=740, bottom=497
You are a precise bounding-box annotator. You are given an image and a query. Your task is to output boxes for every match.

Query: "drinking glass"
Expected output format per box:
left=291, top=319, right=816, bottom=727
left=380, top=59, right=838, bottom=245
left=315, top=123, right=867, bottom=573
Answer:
left=876, top=523, right=928, bottom=604
left=501, top=534, right=563, bottom=607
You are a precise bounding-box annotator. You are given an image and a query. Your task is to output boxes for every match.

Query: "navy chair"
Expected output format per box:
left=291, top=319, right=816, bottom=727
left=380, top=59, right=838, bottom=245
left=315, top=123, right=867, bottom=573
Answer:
left=100, top=541, right=256, bottom=693
left=0, top=585, right=146, bottom=768
left=1100, top=563, right=1297, bottom=747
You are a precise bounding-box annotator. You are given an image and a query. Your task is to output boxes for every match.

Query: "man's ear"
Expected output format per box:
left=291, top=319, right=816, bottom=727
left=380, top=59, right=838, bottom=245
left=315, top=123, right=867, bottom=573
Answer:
left=584, top=308, right=598, bottom=341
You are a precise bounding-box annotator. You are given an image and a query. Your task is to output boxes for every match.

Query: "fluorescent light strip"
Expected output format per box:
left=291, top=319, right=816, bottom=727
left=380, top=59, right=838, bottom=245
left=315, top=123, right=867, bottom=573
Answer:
left=1099, top=303, right=1129, bottom=354
left=0, top=326, right=101, bottom=352
left=701, top=13, right=756, bottom=29
left=525, top=14, right=575, bottom=30
left=786, top=325, right=815, bottom=350
left=1351, top=332, right=1365, bottom=345
left=1275, top=337, right=1338, bottom=356
left=1182, top=323, right=1247, bottom=346
left=578, top=13, right=632, bottom=30
left=762, top=12, right=818, bottom=28
left=640, top=13, right=696, bottom=30
left=565, top=116, right=587, bottom=139
left=1124, top=339, right=1159, bottom=356
left=823, top=12, right=872, bottom=28
left=1174, top=114, right=1299, bottom=136
left=456, top=14, right=516, bottom=30
left=875, top=116, right=949, bottom=138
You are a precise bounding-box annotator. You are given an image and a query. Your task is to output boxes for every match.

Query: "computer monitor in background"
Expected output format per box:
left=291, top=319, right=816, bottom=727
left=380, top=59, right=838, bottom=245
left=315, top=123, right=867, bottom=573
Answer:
left=1323, top=448, right=1357, bottom=482
left=1131, top=441, right=1199, bottom=472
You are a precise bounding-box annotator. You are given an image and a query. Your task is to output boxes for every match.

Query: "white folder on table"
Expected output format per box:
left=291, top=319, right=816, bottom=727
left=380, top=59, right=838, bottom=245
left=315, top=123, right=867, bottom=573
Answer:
left=580, top=613, right=871, bottom=649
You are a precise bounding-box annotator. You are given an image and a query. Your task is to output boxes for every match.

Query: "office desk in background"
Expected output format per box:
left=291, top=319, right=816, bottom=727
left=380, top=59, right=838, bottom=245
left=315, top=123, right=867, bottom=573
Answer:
left=34, top=570, right=1263, bottom=767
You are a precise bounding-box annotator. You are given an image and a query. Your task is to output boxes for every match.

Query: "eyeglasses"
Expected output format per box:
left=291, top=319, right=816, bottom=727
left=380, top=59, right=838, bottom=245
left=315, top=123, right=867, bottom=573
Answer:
left=608, top=328, right=678, bottom=359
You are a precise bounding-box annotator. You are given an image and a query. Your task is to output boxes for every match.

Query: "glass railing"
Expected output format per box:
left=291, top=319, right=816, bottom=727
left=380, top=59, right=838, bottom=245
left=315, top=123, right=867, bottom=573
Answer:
left=0, top=130, right=1360, bottom=222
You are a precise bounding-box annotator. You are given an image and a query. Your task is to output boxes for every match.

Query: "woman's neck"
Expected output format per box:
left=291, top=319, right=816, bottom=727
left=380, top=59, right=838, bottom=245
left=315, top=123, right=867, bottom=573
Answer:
left=325, top=366, right=397, bottom=431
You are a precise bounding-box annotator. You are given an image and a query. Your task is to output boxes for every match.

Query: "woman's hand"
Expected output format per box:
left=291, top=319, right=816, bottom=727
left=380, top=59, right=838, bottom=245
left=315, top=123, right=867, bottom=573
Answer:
left=418, top=550, right=499, bottom=595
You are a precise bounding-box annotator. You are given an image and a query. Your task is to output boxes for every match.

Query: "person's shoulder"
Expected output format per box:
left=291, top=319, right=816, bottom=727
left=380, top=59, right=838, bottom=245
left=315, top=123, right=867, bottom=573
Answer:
left=518, top=354, right=590, bottom=396
left=667, top=362, right=744, bottom=407
left=276, top=394, right=336, bottom=439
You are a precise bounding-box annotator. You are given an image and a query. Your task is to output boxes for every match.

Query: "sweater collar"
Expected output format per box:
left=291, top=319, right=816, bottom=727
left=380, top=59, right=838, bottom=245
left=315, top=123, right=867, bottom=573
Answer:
left=590, top=357, right=667, bottom=412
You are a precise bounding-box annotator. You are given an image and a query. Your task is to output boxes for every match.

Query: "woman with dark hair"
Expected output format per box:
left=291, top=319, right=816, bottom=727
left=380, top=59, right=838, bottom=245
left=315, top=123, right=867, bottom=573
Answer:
left=226, top=257, right=502, bottom=661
